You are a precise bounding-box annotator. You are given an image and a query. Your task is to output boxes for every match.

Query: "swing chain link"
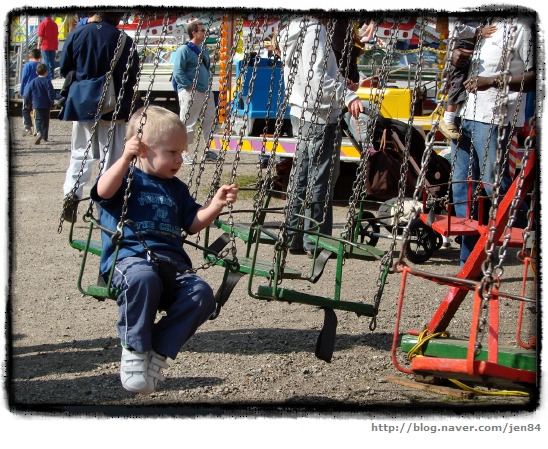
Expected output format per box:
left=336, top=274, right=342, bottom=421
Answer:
left=116, top=12, right=172, bottom=241
left=257, top=16, right=301, bottom=221
left=343, top=17, right=396, bottom=244
left=299, top=18, right=337, bottom=244
left=189, top=13, right=224, bottom=199
left=412, top=13, right=457, bottom=213
left=186, top=16, right=221, bottom=193
left=275, top=16, right=312, bottom=278
left=517, top=117, right=536, bottom=261
left=475, top=24, right=518, bottom=356
left=394, top=15, right=425, bottom=265
left=58, top=16, right=132, bottom=233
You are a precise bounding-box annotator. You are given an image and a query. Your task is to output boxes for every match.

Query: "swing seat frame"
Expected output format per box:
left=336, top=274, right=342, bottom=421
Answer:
left=391, top=150, right=537, bottom=389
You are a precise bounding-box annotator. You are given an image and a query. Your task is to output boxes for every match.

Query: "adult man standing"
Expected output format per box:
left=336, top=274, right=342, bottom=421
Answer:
left=278, top=17, right=363, bottom=257
left=59, top=12, right=139, bottom=221
left=172, top=20, right=217, bottom=164
left=37, top=14, right=58, bottom=80
left=450, top=15, right=534, bottom=267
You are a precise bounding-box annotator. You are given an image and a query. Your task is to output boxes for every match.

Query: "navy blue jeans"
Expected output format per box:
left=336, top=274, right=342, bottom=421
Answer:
left=112, top=255, right=216, bottom=359
left=450, top=118, right=512, bottom=266
left=289, top=117, right=341, bottom=252
left=34, top=108, right=50, bottom=140
left=42, top=50, right=56, bottom=79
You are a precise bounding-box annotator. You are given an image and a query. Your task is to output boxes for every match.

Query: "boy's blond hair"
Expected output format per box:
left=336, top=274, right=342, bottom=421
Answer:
left=126, top=105, right=187, bottom=147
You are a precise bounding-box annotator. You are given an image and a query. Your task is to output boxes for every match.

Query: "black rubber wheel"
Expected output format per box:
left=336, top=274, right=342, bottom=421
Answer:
left=405, top=218, right=437, bottom=264
left=358, top=211, right=380, bottom=247
left=435, top=233, right=444, bottom=250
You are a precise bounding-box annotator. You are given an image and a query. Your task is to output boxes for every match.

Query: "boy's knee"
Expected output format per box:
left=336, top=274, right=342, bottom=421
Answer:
left=192, top=279, right=216, bottom=313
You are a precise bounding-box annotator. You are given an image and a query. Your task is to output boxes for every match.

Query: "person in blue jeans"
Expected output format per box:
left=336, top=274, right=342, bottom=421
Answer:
left=277, top=17, right=363, bottom=258
left=20, top=48, right=41, bottom=136
left=449, top=15, right=534, bottom=267
left=91, top=105, right=238, bottom=394
left=23, top=63, right=55, bottom=144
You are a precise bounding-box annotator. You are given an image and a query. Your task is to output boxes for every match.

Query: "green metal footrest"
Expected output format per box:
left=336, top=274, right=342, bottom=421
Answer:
left=214, top=219, right=276, bottom=244
left=400, top=334, right=536, bottom=371
left=208, top=256, right=302, bottom=278
left=70, top=239, right=103, bottom=256
left=257, top=286, right=377, bottom=316
left=308, top=235, right=384, bottom=260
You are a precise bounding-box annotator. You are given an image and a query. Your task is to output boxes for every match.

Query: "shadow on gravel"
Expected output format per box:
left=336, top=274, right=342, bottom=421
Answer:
left=185, top=328, right=394, bottom=354
left=10, top=329, right=393, bottom=380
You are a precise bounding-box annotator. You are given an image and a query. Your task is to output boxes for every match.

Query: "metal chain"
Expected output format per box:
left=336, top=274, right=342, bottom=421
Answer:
left=185, top=15, right=220, bottom=193
left=343, top=18, right=399, bottom=242
left=517, top=117, right=536, bottom=261
left=255, top=16, right=299, bottom=214
left=189, top=13, right=224, bottom=198
left=474, top=24, right=518, bottom=357
left=58, top=15, right=132, bottom=232
left=278, top=18, right=324, bottom=275
left=253, top=21, right=284, bottom=208
left=115, top=12, right=172, bottom=242
left=206, top=16, right=247, bottom=199
left=271, top=16, right=309, bottom=281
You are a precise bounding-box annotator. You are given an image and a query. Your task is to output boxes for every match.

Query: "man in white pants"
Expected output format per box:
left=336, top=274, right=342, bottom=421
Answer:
left=172, top=20, right=217, bottom=164
left=59, top=12, right=139, bottom=222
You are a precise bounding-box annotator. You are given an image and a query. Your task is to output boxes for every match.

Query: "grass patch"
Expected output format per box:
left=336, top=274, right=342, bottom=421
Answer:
left=197, top=174, right=260, bottom=200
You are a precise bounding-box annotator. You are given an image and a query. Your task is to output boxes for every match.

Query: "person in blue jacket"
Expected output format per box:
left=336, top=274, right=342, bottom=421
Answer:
left=20, top=48, right=41, bottom=136
left=23, top=63, right=55, bottom=144
left=172, top=20, right=217, bottom=164
left=58, top=11, right=139, bottom=222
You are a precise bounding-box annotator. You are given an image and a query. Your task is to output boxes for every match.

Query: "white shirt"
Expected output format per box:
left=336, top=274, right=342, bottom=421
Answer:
left=459, top=17, right=534, bottom=127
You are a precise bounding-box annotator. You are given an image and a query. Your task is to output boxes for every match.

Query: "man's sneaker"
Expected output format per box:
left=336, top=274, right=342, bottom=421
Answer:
left=439, top=120, right=459, bottom=140
left=23, top=127, right=31, bottom=136
left=120, top=347, right=155, bottom=394
left=183, top=153, right=194, bottom=165
left=34, top=133, right=42, bottom=145
left=205, top=151, right=218, bottom=162
left=148, top=350, right=169, bottom=389
left=62, top=195, right=78, bottom=223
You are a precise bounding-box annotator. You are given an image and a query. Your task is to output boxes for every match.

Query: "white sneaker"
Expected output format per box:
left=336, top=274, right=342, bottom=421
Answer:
left=148, top=350, right=169, bottom=388
left=120, top=347, right=155, bottom=394
left=23, top=127, right=31, bottom=136
left=34, top=132, right=42, bottom=145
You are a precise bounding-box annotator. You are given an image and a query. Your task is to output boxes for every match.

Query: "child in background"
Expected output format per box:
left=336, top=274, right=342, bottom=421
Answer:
left=440, top=21, right=497, bottom=140
left=23, top=63, right=55, bottom=144
left=20, top=48, right=42, bottom=136
left=90, top=105, right=238, bottom=394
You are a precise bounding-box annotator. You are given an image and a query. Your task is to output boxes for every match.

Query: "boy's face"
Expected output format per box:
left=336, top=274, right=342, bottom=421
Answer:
left=141, top=127, right=187, bottom=179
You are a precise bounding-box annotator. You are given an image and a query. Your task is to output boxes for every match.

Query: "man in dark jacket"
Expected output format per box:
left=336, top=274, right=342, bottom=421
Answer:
left=59, top=12, right=139, bottom=221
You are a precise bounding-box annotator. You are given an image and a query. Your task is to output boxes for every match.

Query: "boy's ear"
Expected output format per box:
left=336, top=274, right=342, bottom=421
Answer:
left=139, top=143, right=149, bottom=158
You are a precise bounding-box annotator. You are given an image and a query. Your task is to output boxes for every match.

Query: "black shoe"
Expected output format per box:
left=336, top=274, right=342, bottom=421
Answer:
left=63, top=195, right=79, bottom=223
left=288, top=247, right=305, bottom=256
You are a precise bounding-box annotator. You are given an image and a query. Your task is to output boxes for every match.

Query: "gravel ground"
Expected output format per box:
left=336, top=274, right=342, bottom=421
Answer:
left=5, top=111, right=541, bottom=425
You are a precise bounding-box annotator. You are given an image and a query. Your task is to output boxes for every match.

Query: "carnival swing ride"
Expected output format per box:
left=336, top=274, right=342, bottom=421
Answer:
left=58, top=10, right=537, bottom=395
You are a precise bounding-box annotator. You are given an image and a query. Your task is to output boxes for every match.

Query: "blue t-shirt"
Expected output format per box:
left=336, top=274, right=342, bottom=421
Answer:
left=90, top=168, right=202, bottom=275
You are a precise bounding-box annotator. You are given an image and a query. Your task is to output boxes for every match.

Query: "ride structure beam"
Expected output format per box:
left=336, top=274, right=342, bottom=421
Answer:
left=426, top=150, right=536, bottom=333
